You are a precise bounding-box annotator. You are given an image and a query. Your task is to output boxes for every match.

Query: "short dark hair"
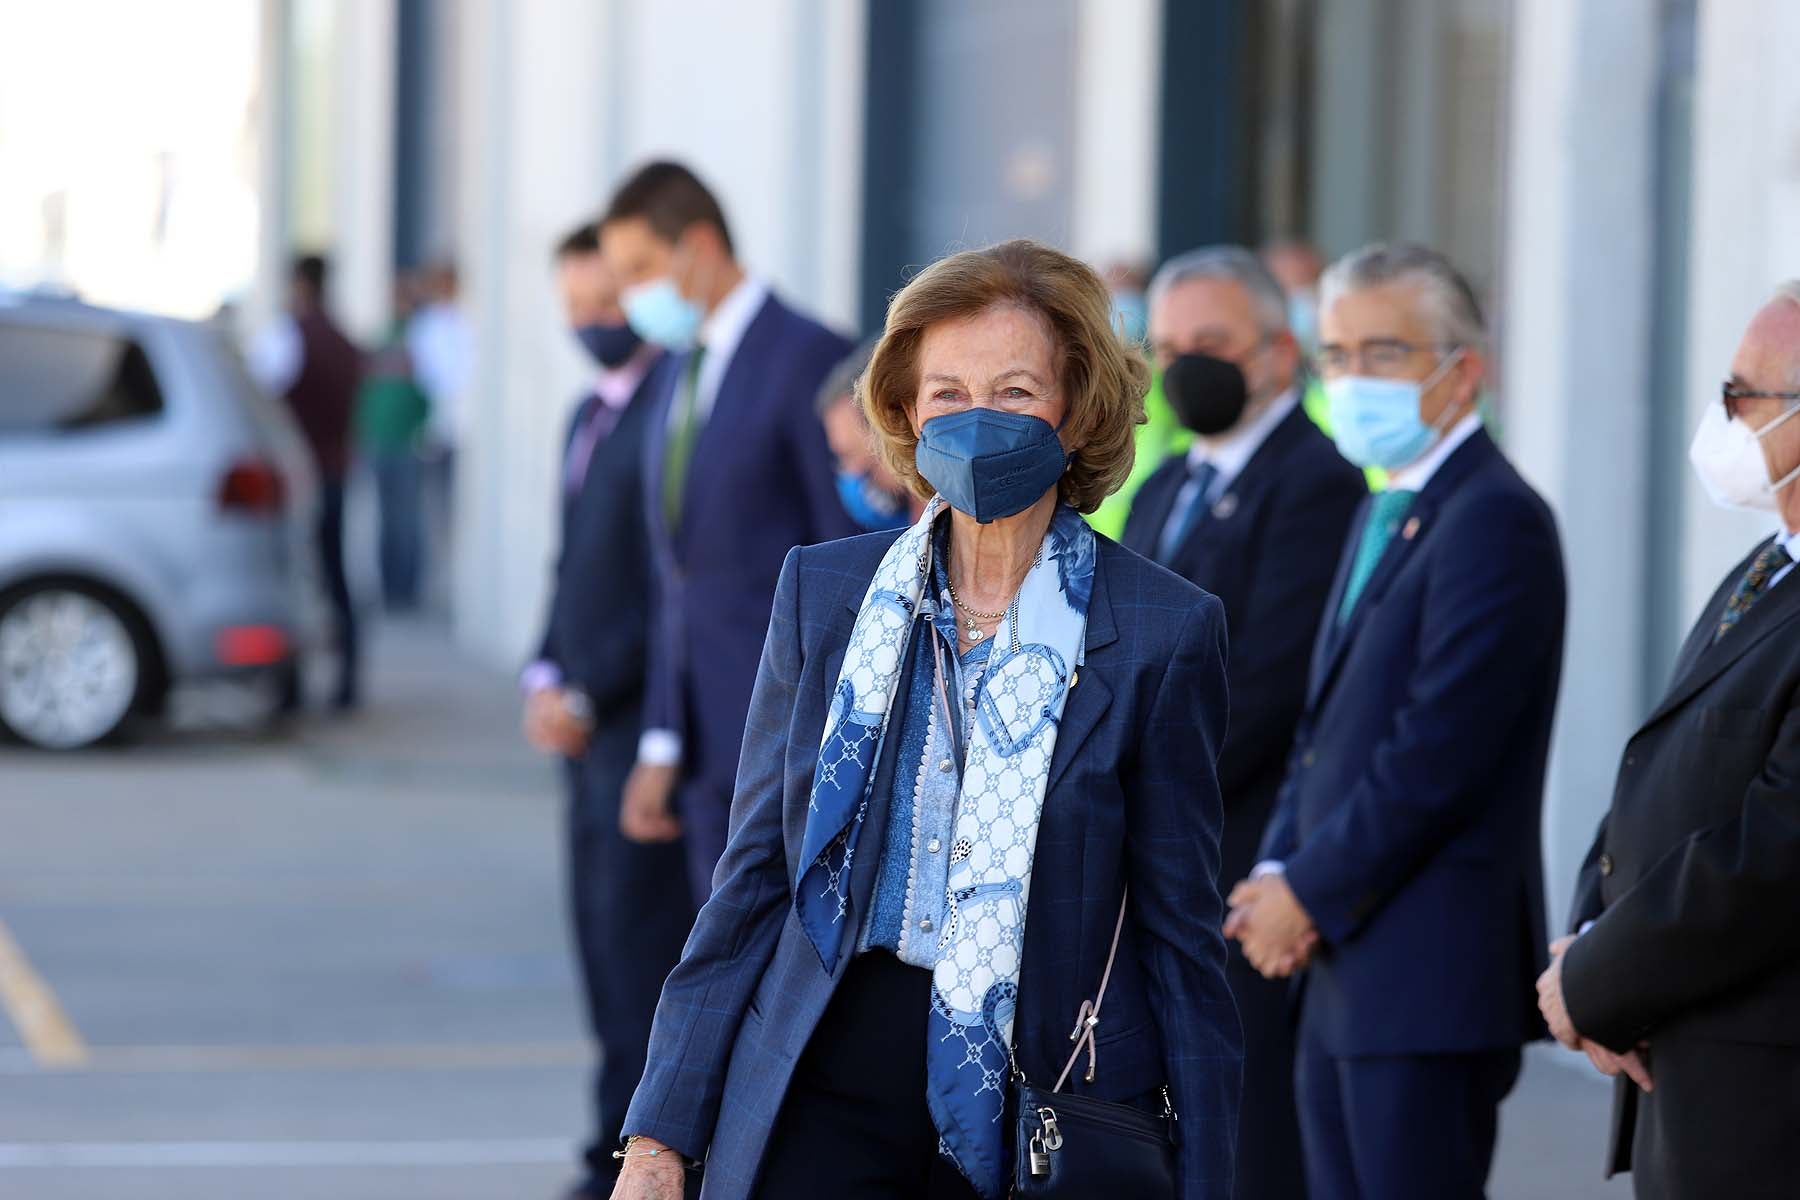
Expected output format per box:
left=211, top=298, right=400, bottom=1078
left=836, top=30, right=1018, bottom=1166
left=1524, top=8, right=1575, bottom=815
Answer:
left=600, top=160, right=734, bottom=256
left=292, top=253, right=328, bottom=294
left=556, top=221, right=600, bottom=261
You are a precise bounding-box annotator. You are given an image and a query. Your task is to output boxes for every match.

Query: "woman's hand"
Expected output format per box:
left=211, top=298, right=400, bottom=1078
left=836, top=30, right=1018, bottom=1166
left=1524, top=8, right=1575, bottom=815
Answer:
left=609, top=1137, right=687, bottom=1199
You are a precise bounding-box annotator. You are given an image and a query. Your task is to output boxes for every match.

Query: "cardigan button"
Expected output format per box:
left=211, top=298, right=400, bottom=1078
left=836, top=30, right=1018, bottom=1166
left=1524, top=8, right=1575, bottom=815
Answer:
left=939, top=758, right=954, bottom=773
left=928, top=839, right=942, bottom=854
left=919, top=918, right=934, bottom=932
left=1599, top=853, right=1615, bottom=877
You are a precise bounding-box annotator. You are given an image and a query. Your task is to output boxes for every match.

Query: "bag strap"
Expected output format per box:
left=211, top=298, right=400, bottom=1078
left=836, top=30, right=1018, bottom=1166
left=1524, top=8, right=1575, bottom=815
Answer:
left=1051, top=886, right=1129, bottom=1093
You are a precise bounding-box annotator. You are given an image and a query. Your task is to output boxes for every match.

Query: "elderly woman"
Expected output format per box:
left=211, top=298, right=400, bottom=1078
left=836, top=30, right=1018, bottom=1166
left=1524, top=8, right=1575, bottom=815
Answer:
left=612, top=240, right=1241, bottom=1200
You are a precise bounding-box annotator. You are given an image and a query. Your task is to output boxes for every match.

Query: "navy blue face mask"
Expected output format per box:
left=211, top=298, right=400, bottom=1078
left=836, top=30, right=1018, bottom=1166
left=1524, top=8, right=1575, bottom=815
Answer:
left=914, top=408, right=1068, bottom=524
left=573, top=322, right=642, bottom=369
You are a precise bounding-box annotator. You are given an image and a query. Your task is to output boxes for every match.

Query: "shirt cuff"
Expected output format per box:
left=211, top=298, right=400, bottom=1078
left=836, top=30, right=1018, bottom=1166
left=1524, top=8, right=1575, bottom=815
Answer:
left=638, top=728, right=683, bottom=766
left=520, top=660, right=562, bottom=696
left=1250, top=860, right=1286, bottom=880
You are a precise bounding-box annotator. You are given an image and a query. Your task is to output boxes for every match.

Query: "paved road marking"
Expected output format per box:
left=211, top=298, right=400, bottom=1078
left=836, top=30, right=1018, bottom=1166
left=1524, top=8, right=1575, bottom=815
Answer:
left=0, top=918, right=86, bottom=1067
left=0, top=1040, right=589, bottom=1074
left=0, top=1139, right=570, bottom=1168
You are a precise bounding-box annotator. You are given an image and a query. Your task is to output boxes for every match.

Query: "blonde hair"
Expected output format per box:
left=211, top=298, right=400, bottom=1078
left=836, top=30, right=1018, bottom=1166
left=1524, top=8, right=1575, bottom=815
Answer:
left=860, top=239, right=1151, bottom=514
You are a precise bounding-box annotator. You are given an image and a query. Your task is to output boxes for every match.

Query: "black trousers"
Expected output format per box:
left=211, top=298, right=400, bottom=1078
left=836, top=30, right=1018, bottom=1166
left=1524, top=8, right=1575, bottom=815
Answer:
left=754, top=950, right=982, bottom=1200
left=1227, top=946, right=1307, bottom=1199
left=566, top=736, right=695, bottom=1187
left=316, top=479, right=359, bottom=705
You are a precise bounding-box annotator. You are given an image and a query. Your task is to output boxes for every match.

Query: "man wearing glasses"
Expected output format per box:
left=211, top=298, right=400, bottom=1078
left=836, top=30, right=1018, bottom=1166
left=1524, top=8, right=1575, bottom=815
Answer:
left=1224, top=243, right=1567, bottom=1199
left=1537, top=283, right=1800, bottom=1198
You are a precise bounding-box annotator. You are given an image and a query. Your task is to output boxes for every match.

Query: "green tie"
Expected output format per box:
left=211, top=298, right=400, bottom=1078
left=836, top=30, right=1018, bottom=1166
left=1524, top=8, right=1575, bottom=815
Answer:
left=1338, top=488, right=1417, bottom=624
left=1714, top=541, right=1793, bottom=642
left=662, top=346, right=706, bottom=530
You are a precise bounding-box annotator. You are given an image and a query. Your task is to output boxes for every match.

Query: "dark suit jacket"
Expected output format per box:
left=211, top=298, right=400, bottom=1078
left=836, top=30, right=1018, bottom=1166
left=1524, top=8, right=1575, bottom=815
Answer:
left=623, top=532, right=1244, bottom=1199
left=1260, top=430, right=1566, bottom=1056
left=1121, top=402, right=1366, bottom=888
left=641, top=294, right=857, bottom=809
left=1564, top=535, right=1800, bottom=1181
left=533, top=359, right=670, bottom=741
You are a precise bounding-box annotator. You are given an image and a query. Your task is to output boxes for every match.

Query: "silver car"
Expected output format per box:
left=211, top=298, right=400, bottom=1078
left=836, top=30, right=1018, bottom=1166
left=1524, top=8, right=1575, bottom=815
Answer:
left=0, top=294, right=320, bottom=749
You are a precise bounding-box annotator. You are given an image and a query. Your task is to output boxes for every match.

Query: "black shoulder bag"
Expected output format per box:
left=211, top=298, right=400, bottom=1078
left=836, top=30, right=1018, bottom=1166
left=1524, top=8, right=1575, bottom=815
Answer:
left=1012, top=887, right=1179, bottom=1198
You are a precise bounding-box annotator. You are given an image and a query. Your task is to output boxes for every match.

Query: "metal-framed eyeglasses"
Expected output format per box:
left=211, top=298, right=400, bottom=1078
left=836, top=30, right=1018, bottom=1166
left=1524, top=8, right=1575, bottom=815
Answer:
left=1316, top=338, right=1459, bottom=378
left=1721, top=379, right=1800, bottom=422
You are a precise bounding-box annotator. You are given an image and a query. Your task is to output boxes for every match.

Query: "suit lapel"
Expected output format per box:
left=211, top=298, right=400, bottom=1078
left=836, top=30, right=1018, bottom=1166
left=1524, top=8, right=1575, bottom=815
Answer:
left=1644, top=539, right=1800, bottom=727
left=1165, top=403, right=1308, bottom=571
left=1044, top=564, right=1118, bottom=797
left=1308, top=495, right=1368, bottom=703
left=677, top=295, right=781, bottom=538
left=1307, top=431, right=1498, bottom=708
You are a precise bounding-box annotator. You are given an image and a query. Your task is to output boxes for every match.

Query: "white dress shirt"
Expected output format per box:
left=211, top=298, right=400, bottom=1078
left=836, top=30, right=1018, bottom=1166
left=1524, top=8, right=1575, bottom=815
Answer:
left=638, top=276, right=772, bottom=768
left=1769, top=523, right=1800, bottom=590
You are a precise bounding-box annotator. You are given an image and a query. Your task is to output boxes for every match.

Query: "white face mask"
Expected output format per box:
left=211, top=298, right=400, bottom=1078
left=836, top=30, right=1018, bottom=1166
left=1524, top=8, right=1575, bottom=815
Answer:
left=1688, top=399, right=1800, bottom=512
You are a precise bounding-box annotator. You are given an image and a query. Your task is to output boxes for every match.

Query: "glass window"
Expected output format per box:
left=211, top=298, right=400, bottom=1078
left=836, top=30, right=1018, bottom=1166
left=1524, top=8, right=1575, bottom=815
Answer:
left=0, top=321, right=165, bottom=433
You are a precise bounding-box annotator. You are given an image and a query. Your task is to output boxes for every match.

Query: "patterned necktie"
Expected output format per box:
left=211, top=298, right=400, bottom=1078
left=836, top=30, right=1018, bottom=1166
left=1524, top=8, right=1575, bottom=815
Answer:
left=1338, top=488, right=1417, bottom=624
left=1156, top=460, right=1219, bottom=564
left=662, top=345, right=707, bottom=530
left=1714, top=541, right=1793, bottom=641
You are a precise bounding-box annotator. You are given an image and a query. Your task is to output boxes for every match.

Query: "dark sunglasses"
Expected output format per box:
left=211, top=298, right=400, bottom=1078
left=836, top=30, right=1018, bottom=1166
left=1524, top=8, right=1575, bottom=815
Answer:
left=1722, top=380, right=1800, bottom=421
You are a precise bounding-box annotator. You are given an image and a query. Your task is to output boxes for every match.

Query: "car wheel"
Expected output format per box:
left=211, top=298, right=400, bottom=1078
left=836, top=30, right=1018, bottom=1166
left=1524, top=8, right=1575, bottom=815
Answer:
left=0, top=584, right=145, bottom=750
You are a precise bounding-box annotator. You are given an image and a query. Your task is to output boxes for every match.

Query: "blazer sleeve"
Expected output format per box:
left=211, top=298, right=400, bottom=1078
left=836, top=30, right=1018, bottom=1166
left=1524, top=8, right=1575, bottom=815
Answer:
left=1126, top=593, right=1244, bottom=1198
left=1217, top=466, right=1363, bottom=800
left=1281, top=491, right=1567, bottom=945
left=1562, top=701, right=1800, bottom=1052
left=529, top=407, right=585, bottom=675
left=621, top=548, right=805, bottom=1157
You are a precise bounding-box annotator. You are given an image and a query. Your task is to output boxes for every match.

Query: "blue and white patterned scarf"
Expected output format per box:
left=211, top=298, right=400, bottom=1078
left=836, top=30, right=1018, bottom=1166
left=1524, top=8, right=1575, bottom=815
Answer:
left=795, top=496, right=1094, bottom=1198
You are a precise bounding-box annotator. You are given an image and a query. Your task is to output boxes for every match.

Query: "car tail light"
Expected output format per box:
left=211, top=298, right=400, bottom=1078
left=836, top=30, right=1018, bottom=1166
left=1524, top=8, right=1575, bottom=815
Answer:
left=219, top=458, right=285, bottom=513
left=216, top=624, right=290, bottom=666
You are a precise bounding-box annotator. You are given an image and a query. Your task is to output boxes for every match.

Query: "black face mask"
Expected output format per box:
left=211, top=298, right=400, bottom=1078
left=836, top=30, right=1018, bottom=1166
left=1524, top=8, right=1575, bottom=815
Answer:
left=573, top=322, right=642, bottom=369
left=1163, top=352, right=1249, bottom=436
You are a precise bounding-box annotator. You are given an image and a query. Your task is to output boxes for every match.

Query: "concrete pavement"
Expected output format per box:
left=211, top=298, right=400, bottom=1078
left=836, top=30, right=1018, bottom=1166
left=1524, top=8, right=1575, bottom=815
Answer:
left=0, top=617, right=1631, bottom=1198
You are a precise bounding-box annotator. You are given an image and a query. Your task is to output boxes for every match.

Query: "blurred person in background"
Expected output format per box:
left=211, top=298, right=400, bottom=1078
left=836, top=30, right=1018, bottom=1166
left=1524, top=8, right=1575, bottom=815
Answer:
left=1122, top=244, right=1365, bottom=1199
left=815, top=337, right=915, bottom=532
left=1226, top=244, right=1566, bottom=1199
left=598, top=161, right=856, bottom=905
left=1261, top=239, right=1324, bottom=356
left=407, top=260, right=472, bottom=609
left=1538, top=283, right=1800, bottom=1199
left=522, top=221, right=692, bottom=1200
left=612, top=238, right=1240, bottom=1200
left=355, top=273, right=431, bottom=613
left=1086, top=257, right=1189, bottom=541
left=250, top=253, right=364, bottom=709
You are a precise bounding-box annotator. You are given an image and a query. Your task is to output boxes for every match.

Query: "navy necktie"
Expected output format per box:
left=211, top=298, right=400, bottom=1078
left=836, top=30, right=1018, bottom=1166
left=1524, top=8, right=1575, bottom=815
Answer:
left=1156, top=460, right=1219, bottom=564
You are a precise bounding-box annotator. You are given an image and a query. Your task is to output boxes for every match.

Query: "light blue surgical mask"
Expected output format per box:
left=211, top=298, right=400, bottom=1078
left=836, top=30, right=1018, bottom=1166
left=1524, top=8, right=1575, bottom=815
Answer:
left=622, top=277, right=704, bottom=350
left=1325, top=350, right=1465, bottom=470
left=835, top=470, right=910, bottom=531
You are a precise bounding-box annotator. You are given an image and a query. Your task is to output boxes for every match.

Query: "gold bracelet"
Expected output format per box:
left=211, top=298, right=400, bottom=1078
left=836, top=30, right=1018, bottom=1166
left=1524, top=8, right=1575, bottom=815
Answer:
left=612, top=1136, right=695, bottom=1169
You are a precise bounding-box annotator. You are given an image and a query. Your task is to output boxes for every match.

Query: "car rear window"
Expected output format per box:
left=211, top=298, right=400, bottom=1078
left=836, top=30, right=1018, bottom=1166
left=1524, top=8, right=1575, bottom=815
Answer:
left=0, top=321, right=165, bottom=433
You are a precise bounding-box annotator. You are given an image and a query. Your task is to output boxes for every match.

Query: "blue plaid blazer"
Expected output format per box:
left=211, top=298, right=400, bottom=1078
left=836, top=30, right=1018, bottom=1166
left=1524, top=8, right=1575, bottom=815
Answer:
left=623, top=529, right=1244, bottom=1198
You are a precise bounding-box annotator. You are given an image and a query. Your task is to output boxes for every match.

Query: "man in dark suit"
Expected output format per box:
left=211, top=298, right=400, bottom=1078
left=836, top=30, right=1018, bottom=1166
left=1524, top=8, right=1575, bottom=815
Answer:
left=521, top=223, right=693, bottom=1200
left=1537, top=285, right=1800, bottom=1200
left=597, top=161, right=857, bottom=905
left=1122, top=244, right=1364, bottom=1199
left=1225, top=243, right=1567, bottom=1199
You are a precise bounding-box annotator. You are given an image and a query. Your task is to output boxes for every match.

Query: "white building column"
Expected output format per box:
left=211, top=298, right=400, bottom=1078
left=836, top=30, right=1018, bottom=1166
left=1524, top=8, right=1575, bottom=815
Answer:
left=250, top=0, right=295, bottom=335
left=1679, top=0, right=1800, bottom=614
left=1070, top=0, right=1161, bottom=268
left=453, top=0, right=616, bottom=665
left=1501, top=0, right=1661, bottom=928
left=327, top=0, right=396, bottom=341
